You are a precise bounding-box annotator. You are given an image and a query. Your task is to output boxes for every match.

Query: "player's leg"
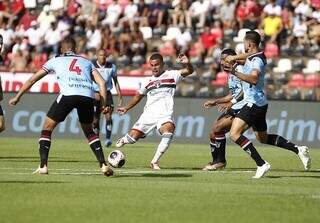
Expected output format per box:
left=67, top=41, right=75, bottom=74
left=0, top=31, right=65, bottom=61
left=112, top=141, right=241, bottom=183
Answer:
left=0, top=105, right=5, bottom=132
left=34, top=95, right=73, bottom=174
left=203, top=115, right=233, bottom=171
left=92, top=93, right=101, bottom=135
left=77, top=96, right=113, bottom=176
left=104, top=91, right=114, bottom=147
left=255, top=131, right=311, bottom=170
left=150, top=122, right=175, bottom=170
left=230, top=118, right=270, bottom=178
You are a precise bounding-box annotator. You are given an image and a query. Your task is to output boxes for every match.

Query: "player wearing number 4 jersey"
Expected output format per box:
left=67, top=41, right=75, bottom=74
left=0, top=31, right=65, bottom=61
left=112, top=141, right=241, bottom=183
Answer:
left=116, top=53, right=194, bottom=170
left=8, top=37, right=113, bottom=177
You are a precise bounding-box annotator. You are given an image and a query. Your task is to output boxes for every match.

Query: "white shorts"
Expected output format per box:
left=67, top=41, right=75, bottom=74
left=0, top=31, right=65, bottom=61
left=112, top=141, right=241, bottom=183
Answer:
left=132, top=114, right=175, bottom=135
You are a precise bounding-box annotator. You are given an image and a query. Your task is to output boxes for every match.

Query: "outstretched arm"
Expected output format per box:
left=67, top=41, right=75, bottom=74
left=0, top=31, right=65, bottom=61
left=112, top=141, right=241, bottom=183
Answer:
left=117, top=93, right=144, bottom=115
left=113, top=76, right=123, bottom=107
left=9, top=69, right=48, bottom=106
left=233, top=69, right=259, bottom=85
left=177, top=54, right=194, bottom=77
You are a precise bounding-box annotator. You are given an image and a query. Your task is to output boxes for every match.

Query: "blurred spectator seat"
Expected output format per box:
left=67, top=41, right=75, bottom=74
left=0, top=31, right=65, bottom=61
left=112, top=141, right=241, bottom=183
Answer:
left=162, top=27, right=181, bottom=41
left=292, top=58, right=305, bottom=71
left=233, top=28, right=250, bottom=42
left=273, top=88, right=286, bottom=100
left=211, top=71, right=228, bottom=87
left=304, top=74, right=320, bottom=88
left=288, top=73, right=304, bottom=88
left=302, top=59, right=320, bottom=74
left=304, top=89, right=317, bottom=101
left=289, top=89, right=301, bottom=100
left=139, top=27, right=152, bottom=40
left=273, top=58, right=292, bottom=73
left=196, top=86, right=211, bottom=97
left=264, top=42, right=279, bottom=58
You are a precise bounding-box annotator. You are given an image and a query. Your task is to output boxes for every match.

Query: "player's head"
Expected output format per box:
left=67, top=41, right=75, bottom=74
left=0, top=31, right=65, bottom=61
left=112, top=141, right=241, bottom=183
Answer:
left=149, top=53, right=164, bottom=77
left=220, top=48, right=236, bottom=72
left=61, top=37, right=76, bottom=53
left=97, top=49, right=107, bottom=65
left=244, top=30, right=261, bottom=53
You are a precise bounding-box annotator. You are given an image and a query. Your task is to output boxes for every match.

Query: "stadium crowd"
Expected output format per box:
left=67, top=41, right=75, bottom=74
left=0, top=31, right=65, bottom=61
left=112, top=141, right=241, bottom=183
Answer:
left=0, top=0, right=319, bottom=100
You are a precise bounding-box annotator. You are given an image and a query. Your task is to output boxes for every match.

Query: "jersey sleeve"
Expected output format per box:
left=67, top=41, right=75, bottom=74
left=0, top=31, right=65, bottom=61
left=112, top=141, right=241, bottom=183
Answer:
left=251, top=57, right=265, bottom=73
left=112, top=64, right=117, bottom=77
left=170, top=70, right=183, bottom=83
left=42, top=57, right=56, bottom=73
left=138, top=78, right=149, bottom=95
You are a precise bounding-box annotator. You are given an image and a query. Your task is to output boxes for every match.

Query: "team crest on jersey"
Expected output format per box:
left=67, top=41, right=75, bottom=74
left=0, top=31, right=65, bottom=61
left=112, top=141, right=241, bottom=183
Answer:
left=155, top=80, right=162, bottom=88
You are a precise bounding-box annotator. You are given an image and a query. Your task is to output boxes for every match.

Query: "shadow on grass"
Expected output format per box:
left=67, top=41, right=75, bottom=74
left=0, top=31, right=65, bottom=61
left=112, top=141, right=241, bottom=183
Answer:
left=0, top=180, right=68, bottom=184
left=266, top=175, right=320, bottom=179
left=113, top=173, right=193, bottom=178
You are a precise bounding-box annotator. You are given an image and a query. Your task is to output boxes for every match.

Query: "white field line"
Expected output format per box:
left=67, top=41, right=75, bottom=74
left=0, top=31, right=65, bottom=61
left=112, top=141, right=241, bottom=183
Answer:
left=0, top=167, right=254, bottom=175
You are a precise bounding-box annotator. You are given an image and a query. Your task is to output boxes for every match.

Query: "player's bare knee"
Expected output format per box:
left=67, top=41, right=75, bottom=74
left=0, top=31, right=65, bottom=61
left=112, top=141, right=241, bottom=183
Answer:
left=0, top=124, right=5, bottom=132
left=229, top=130, right=240, bottom=142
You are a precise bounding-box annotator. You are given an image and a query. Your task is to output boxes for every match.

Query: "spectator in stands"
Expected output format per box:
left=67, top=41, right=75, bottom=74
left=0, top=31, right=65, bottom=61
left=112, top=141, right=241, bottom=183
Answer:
left=9, top=49, right=28, bottom=72
left=37, top=5, right=56, bottom=32
left=136, top=0, right=149, bottom=27
left=25, top=21, right=44, bottom=52
left=44, top=22, right=62, bottom=55
left=119, top=0, right=138, bottom=30
left=86, top=23, right=102, bottom=50
left=189, top=0, right=211, bottom=28
left=171, top=0, right=192, bottom=28
left=0, top=23, right=14, bottom=50
left=147, top=0, right=167, bottom=29
left=263, top=0, right=282, bottom=18
left=19, top=9, right=37, bottom=31
left=102, top=0, right=122, bottom=29
left=285, top=15, right=308, bottom=48
left=219, top=0, right=236, bottom=30
left=260, top=10, right=283, bottom=45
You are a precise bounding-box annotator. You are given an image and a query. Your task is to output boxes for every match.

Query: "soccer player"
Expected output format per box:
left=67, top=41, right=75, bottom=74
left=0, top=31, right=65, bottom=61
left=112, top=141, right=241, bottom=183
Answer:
left=92, top=49, right=122, bottom=147
left=202, top=48, right=245, bottom=171
left=115, top=53, right=194, bottom=170
left=227, top=31, right=311, bottom=178
left=0, top=34, right=5, bottom=133
left=8, top=37, right=113, bottom=176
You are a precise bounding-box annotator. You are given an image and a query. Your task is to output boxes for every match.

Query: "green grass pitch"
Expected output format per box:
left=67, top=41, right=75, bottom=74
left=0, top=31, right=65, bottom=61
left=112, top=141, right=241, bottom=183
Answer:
left=0, top=137, right=319, bottom=223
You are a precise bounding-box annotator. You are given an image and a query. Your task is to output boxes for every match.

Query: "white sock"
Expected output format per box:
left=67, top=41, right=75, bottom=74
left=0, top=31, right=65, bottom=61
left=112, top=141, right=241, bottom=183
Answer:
left=151, top=133, right=173, bottom=164
left=123, top=133, right=136, bottom=144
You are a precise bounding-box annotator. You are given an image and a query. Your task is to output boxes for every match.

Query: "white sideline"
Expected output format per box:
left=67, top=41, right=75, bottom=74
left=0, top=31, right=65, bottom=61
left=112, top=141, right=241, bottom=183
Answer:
left=0, top=167, right=254, bottom=175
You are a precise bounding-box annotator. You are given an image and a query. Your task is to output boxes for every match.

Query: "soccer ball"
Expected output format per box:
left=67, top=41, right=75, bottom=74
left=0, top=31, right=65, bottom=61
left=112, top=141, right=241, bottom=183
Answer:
left=107, top=150, right=126, bottom=168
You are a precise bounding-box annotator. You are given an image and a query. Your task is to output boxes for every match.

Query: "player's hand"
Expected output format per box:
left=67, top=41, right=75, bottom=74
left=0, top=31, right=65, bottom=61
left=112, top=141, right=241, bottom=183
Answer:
left=225, top=55, right=236, bottom=64
left=176, top=53, right=189, bottom=64
left=9, top=97, right=19, bottom=106
left=117, top=107, right=128, bottom=115
left=101, top=105, right=112, bottom=114
left=203, top=100, right=217, bottom=109
left=217, top=102, right=232, bottom=113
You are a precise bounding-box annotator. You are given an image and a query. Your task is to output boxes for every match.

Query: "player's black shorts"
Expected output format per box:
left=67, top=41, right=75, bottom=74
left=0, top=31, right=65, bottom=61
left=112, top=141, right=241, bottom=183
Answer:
left=217, top=108, right=240, bottom=121
left=94, top=91, right=114, bottom=117
left=0, top=105, right=3, bottom=116
left=47, top=95, right=94, bottom=124
left=236, top=103, right=268, bottom=131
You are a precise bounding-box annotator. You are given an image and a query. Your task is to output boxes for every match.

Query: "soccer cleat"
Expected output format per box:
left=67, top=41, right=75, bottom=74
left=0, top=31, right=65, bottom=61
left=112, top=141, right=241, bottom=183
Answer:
left=150, top=162, right=161, bottom=170
left=115, top=138, right=125, bottom=148
left=101, top=164, right=114, bottom=177
left=297, top=146, right=311, bottom=170
left=252, top=161, right=271, bottom=179
left=104, top=140, right=112, bottom=147
left=32, top=165, right=48, bottom=174
left=202, top=162, right=227, bottom=171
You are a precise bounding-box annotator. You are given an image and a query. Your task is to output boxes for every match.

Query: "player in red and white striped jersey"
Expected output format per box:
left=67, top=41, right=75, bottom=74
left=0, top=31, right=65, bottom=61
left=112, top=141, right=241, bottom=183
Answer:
left=116, top=53, right=194, bottom=170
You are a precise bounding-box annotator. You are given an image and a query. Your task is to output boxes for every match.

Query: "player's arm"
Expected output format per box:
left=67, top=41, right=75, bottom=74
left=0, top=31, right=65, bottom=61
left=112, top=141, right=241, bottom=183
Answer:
left=0, top=79, right=3, bottom=102
left=112, top=75, right=123, bottom=107
left=9, top=69, right=48, bottom=106
left=203, top=90, right=243, bottom=108
left=117, top=93, right=144, bottom=115
left=225, top=52, right=255, bottom=64
left=233, top=68, right=259, bottom=85
left=177, top=54, right=194, bottom=77
left=92, top=69, right=107, bottom=112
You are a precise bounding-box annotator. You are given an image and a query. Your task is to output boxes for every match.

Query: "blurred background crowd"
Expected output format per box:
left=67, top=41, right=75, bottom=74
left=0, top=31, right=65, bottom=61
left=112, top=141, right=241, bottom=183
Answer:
left=0, top=0, right=319, bottom=100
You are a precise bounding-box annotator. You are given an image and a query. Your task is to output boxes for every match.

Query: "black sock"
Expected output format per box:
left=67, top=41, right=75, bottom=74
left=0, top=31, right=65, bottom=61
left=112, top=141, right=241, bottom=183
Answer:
left=215, top=132, right=226, bottom=163
left=209, top=138, right=219, bottom=163
left=105, top=119, right=112, bottom=140
left=235, top=135, right=265, bottom=166
left=87, top=132, right=106, bottom=167
left=267, top=134, right=299, bottom=154
left=39, top=130, right=52, bottom=168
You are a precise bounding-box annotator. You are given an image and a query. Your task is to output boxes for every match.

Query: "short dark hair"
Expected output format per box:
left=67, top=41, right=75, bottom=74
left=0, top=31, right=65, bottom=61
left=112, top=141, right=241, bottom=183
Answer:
left=149, top=53, right=163, bottom=62
left=245, top=30, right=261, bottom=46
left=221, top=48, right=237, bottom=56
left=62, top=37, right=76, bottom=51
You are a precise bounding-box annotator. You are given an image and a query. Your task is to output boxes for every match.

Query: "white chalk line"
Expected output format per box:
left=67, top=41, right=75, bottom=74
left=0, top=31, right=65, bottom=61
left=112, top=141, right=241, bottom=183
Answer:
left=0, top=167, right=254, bottom=175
